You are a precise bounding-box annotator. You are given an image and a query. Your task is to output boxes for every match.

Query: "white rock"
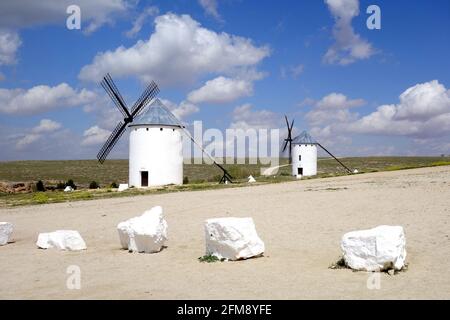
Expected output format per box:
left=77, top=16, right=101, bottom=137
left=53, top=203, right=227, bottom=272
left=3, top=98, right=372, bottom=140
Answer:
left=204, top=217, right=265, bottom=261
left=296, top=174, right=302, bottom=180
left=118, top=184, right=129, bottom=192
left=36, top=230, right=87, bottom=251
left=248, top=175, right=256, bottom=183
left=117, top=206, right=168, bottom=253
left=341, top=225, right=406, bottom=271
left=353, top=169, right=359, bottom=174
left=64, top=186, right=73, bottom=192
left=0, top=222, right=13, bottom=246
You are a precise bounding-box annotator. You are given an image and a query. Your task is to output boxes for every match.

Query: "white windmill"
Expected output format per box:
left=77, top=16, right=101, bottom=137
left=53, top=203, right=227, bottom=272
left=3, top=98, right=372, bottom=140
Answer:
left=97, top=74, right=233, bottom=188
left=282, top=116, right=354, bottom=178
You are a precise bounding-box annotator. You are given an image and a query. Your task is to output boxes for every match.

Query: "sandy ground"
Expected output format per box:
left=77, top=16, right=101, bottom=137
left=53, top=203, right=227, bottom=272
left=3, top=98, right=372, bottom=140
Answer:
left=0, top=166, right=449, bottom=299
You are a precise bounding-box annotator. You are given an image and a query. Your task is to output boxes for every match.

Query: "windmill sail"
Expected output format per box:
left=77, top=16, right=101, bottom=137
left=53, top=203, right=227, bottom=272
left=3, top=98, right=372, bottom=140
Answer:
left=96, top=74, right=159, bottom=163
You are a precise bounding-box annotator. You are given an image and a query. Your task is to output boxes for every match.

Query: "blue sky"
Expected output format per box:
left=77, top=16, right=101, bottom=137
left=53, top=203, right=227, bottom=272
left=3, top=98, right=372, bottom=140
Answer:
left=0, top=0, right=449, bottom=160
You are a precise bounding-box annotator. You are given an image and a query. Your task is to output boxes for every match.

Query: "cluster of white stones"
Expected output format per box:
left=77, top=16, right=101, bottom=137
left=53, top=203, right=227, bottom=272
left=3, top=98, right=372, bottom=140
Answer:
left=2, top=206, right=408, bottom=272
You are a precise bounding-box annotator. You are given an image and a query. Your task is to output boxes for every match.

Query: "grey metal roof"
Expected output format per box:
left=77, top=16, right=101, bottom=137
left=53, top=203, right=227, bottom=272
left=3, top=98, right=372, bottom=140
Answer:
left=130, top=98, right=182, bottom=127
left=292, top=130, right=317, bottom=144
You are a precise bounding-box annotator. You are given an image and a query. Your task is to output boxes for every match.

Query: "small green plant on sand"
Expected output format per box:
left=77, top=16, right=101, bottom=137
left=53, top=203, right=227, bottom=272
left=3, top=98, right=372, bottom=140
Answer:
left=198, top=254, right=221, bottom=263
left=329, top=257, right=347, bottom=269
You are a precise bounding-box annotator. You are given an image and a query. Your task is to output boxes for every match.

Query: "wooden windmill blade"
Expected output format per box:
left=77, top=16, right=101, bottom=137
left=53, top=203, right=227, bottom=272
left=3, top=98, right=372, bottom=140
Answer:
left=96, top=73, right=159, bottom=164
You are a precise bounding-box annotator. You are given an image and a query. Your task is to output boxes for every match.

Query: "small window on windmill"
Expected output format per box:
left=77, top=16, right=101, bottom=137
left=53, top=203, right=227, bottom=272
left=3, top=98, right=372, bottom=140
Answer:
left=146, top=128, right=149, bottom=131
left=299, top=155, right=301, bottom=161
left=160, top=128, right=163, bottom=131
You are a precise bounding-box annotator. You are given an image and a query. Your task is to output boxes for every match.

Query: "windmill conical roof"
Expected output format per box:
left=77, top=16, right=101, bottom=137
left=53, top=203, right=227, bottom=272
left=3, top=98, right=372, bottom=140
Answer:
left=292, top=130, right=316, bottom=144
left=130, top=99, right=182, bottom=127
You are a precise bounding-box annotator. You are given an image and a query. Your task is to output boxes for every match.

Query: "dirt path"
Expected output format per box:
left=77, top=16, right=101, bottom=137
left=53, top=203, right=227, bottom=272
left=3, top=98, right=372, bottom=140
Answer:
left=1, top=166, right=449, bottom=299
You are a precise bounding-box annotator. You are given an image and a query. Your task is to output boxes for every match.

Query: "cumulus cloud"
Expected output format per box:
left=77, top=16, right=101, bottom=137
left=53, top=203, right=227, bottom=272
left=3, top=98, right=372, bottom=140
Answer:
left=305, top=80, right=450, bottom=153
left=125, top=6, right=159, bottom=38
left=159, top=99, right=200, bottom=120
left=349, top=80, right=450, bottom=138
left=323, top=0, right=375, bottom=65
left=230, top=104, right=279, bottom=130
left=79, top=13, right=270, bottom=85
left=15, top=119, right=63, bottom=150
left=0, top=29, right=21, bottom=66
left=198, top=0, right=222, bottom=21
left=305, top=92, right=365, bottom=126
left=0, top=83, right=97, bottom=115
left=187, top=76, right=253, bottom=104
left=81, top=125, right=111, bottom=146
left=0, top=0, right=130, bottom=33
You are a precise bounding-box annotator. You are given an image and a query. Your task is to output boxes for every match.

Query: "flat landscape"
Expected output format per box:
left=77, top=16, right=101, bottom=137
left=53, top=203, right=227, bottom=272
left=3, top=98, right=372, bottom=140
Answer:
left=0, top=165, right=449, bottom=299
left=1, top=157, right=449, bottom=207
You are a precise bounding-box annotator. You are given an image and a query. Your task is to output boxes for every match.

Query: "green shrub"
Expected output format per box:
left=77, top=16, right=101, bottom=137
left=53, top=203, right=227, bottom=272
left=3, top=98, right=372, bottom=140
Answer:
left=110, top=182, right=118, bottom=188
left=33, top=193, right=49, bottom=204
left=198, top=254, right=221, bottom=263
left=89, top=181, right=100, bottom=189
left=35, top=180, right=45, bottom=192
left=56, top=182, right=65, bottom=190
left=66, top=179, right=77, bottom=190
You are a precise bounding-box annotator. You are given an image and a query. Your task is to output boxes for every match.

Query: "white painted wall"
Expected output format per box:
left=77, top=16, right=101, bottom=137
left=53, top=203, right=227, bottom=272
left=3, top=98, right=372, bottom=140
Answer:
left=291, top=144, right=317, bottom=176
left=129, top=125, right=183, bottom=188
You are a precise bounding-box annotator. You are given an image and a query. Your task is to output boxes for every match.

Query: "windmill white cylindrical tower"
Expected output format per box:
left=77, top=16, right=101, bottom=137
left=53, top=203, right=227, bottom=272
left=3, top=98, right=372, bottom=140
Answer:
left=291, top=131, right=317, bottom=177
left=128, top=99, right=183, bottom=188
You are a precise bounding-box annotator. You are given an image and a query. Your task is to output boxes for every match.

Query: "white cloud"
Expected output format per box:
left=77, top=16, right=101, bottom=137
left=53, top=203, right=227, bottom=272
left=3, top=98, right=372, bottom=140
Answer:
left=79, top=13, right=270, bottom=85
left=324, top=0, right=375, bottom=65
left=198, top=0, right=222, bottom=21
left=349, top=80, right=450, bottom=138
left=31, top=119, right=62, bottom=134
left=305, top=93, right=364, bottom=126
left=0, top=29, right=21, bottom=66
left=81, top=125, right=111, bottom=146
left=15, top=119, right=62, bottom=150
left=304, top=80, right=450, bottom=154
left=125, top=6, right=159, bottom=38
left=0, top=0, right=130, bottom=33
left=0, top=83, right=97, bottom=115
left=187, top=76, right=253, bottom=104
left=160, top=99, right=200, bottom=120
left=230, top=104, right=279, bottom=130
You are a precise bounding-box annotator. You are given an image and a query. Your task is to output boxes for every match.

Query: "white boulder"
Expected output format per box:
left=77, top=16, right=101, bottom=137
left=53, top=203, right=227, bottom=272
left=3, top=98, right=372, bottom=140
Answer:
left=36, top=230, right=87, bottom=251
left=64, top=186, right=73, bottom=192
left=118, top=184, right=129, bottom=192
left=248, top=175, right=256, bottom=183
left=0, top=222, right=13, bottom=246
left=117, top=206, right=168, bottom=253
left=341, top=225, right=406, bottom=271
left=204, top=217, right=265, bottom=261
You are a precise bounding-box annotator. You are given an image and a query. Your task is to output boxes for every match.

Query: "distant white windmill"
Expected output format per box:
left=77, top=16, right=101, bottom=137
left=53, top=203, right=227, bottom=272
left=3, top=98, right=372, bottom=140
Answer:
left=282, top=116, right=354, bottom=177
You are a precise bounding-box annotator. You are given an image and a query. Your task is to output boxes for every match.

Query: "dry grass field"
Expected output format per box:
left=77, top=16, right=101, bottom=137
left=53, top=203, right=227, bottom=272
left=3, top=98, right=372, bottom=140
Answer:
left=0, top=157, right=449, bottom=207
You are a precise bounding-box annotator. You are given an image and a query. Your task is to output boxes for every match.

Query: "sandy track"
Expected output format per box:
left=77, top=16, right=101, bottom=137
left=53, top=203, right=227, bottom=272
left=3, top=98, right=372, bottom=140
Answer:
left=1, top=166, right=449, bottom=299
